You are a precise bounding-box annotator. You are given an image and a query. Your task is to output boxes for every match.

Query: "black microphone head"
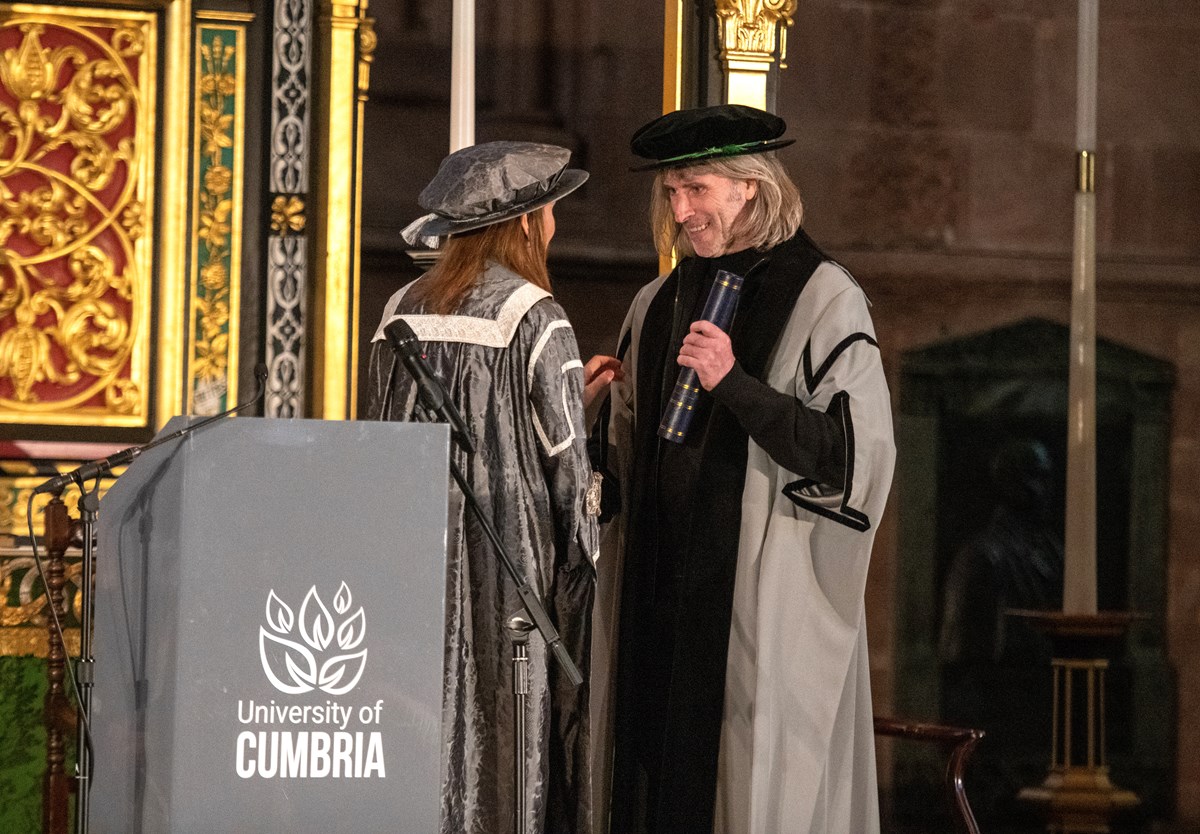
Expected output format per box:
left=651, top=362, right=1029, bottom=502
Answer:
left=254, top=363, right=268, bottom=385
left=384, top=318, right=421, bottom=357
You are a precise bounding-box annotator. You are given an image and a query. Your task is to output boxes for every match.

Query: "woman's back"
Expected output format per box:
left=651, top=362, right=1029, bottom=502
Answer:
left=367, top=261, right=596, bottom=834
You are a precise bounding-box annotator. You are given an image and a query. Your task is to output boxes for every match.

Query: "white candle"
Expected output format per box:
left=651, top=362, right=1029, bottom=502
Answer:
left=450, top=0, right=475, bottom=152
left=1076, top=0, right=1098, bottom=150
left=1063, top=0, right=1099, bottom=615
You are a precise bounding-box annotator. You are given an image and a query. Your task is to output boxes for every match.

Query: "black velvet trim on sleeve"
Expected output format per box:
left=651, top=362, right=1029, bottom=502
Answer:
left=802, top=332, right=879, bottom=395
left=781, top=390, right=871, bottom=532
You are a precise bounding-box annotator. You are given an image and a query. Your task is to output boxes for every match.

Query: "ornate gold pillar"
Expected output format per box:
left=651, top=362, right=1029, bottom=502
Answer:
left=159, top=0, right=193, bottom=425
left=715, top=0, right=796, bottom=110
left=310, top=0, right=373, bottom=420
left=663, top=0, right=684, bottom=115
left=657, top=1, right=797, bottom=118
left=656, top=1, right=795, bottom=272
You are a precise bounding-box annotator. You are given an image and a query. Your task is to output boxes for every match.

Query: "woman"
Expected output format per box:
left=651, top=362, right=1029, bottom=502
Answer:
left=367, top=141, right=616, bottom=834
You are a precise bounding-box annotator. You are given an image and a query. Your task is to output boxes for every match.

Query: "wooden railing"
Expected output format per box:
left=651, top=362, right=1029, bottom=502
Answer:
left=42, top=495, right=77, bottom=834
left=875, top=716, right=985, bottom=834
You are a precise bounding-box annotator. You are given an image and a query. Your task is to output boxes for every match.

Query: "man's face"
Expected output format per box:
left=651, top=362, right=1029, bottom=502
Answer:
left=662, top=170, right=758, bottom=258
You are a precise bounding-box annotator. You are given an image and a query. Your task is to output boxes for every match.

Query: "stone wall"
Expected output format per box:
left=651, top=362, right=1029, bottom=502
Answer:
left=774, top=1, right=1200, bottom=823
left=359, top=0, right=1200, bottom=825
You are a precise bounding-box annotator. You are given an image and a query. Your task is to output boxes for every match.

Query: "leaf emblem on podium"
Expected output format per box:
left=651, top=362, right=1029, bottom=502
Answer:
left=265, top=590, right=294, bottom=633
left=258, top=584, right=369, bottom=695
left=299, top=585, right=335, bottom=651
left=334, top=581, right=353, bottom=615
left=259, top=629, right=318, bottom=694
left=337, top=607, right=366, bottom=651
left=318, top=649, right=368, bottom=695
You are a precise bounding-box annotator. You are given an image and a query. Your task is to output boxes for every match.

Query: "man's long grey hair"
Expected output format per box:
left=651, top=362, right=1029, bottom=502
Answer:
left=649, top=152, right=804, bottom=260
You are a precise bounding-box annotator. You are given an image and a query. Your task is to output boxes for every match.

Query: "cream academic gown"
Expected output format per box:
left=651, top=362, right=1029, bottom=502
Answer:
left=597, top=232, right=894, bottom=834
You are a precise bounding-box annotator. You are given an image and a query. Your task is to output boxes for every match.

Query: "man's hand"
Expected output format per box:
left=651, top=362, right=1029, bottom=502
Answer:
left=678, top=320, right=734, bottom=390
left=583, top=354, right=623, bottom=410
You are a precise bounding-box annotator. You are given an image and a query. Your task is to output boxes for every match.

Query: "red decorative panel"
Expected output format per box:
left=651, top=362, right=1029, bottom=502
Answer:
left=0, top=10, right=155, bottom=426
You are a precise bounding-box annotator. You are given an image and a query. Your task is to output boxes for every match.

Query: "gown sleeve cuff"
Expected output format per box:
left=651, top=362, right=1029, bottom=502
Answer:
left=711, top=361, right=759, bottom=414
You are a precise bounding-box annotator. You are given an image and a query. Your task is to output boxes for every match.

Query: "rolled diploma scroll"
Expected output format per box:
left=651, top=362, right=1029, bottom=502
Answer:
left=658, top=268, right=746, bottom=443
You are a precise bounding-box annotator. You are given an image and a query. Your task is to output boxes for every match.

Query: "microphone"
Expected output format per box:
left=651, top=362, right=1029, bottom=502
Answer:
left=32, top=446, right=143, bottom=496
left=658, top=269, right=746, bottom=443
left=383, top=319, right=476, bottom=454
left=33, top=363, right=270, bottom=496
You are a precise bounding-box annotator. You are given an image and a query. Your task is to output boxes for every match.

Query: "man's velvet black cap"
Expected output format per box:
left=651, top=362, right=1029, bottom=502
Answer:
left=629, top=104, right=794, bottom=171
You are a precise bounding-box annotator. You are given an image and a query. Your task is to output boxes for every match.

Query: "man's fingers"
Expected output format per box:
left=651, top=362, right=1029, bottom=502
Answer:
left=682, top=333, right=718, bottom=349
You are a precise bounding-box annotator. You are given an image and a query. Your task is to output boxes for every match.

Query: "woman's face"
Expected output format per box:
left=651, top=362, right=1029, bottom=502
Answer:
left=521, top=202, right=556, bottom=247
left=541, top=202, right=556, bottom=245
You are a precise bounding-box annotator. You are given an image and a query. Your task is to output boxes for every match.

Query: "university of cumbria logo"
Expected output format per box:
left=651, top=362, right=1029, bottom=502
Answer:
left=259, top=583, right=367, bottom=695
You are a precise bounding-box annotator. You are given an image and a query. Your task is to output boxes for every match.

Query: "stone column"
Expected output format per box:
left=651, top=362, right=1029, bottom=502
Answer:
left=714, top=0, right=796, bottom=110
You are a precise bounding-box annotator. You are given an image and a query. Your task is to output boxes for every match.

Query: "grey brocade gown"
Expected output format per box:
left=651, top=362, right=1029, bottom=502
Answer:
left=366, top=263, right=597, bottom=834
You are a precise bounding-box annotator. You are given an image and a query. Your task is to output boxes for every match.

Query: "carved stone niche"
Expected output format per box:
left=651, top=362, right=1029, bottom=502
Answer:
left=891, top=318, right=1176, bottom=828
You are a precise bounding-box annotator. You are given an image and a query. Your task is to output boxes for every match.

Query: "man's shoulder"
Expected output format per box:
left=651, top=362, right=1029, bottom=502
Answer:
left=809, top=259, right=862, bottom=294
left=773, top=226, right=863, bottom=301
left=800, top=261, right=876, bottom=336
left=763, top=231, right=866, bottom=309
left=625, top=272, right=671, bottom=324
left=635, top=273, right=671, bottom=303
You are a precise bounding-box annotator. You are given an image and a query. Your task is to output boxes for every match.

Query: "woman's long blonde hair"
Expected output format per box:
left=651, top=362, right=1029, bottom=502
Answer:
left=649, top=152, right=804, bottom=259
left=410, top=208, right=551, bottom=314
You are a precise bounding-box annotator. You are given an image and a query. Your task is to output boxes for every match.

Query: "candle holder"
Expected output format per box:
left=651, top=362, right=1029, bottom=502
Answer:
left=1006, top=610, right=1141, bottom=834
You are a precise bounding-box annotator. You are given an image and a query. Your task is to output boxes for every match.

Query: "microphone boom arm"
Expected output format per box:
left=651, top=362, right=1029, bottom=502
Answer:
left=439, top=432, right=583, bottom=686
left=385, top=324, right=582, bottom=687
left=33, top=364, right=270, bottom=496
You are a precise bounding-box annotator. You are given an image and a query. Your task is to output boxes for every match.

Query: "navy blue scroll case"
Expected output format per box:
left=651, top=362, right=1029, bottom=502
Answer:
left=657, top=268, right=746, bottom=443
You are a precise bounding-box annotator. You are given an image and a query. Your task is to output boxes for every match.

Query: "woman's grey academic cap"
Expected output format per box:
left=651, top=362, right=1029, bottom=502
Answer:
left=415, top=141, right=588, bottom=238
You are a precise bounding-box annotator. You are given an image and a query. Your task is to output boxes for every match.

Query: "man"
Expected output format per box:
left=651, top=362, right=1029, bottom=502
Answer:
left=600, top=105, right=895, bottom=834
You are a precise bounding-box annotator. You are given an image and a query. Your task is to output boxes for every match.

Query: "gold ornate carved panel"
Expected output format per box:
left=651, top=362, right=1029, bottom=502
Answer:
left=0, top=7, right=157, bottom=428
left=714, top=0, right=796, bottom=109
left=188, top=16, right=248, bottom=415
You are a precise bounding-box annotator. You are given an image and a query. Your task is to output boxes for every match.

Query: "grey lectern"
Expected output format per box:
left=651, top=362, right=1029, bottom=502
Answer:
left=90, top=417, right=449, bottom=833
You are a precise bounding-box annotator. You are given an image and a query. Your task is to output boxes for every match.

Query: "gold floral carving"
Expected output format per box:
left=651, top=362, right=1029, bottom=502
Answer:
left=0, top=627, right=78, bottom=657
left=716, top=0, right=797, bottom=58
left=270, top=195, right=305, bottom=235
left=189, top=27, right=243, bottom=414
left=0, top=15, right=154, bottom=425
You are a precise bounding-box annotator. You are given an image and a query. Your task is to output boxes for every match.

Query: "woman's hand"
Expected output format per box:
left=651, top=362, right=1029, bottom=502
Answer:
left=582, top=355, right=623, bottom=410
